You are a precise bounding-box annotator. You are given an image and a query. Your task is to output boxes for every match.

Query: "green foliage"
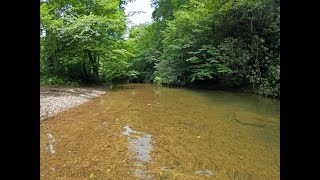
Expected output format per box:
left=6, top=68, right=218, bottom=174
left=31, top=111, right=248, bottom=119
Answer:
left=125, top=24, right=162, bottom=83
left=217, top=38, right=251, bottom=87
left=40, top=75, right=80, bottom=86
left=128, top=0, right=280, bottom=98
left=40, top=0, right=131, bottom=85
left=188, top=45, right=232, bottom=82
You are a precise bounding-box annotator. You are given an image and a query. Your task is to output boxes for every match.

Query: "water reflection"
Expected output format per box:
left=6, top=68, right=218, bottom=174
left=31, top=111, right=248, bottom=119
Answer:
left=122, top=125, right=153, bottom=179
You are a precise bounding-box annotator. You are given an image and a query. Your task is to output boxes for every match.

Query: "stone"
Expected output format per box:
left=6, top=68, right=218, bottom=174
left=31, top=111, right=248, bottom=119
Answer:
left=89, top=173, right=95, bottom=178
left=195, top=169, right=214, bottom=177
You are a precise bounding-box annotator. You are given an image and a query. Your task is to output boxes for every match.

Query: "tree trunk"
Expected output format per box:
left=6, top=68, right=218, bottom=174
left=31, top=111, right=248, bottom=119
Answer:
left=88, top=51, right=99, bottom=80
left=82, top=61, right=88, bottom=83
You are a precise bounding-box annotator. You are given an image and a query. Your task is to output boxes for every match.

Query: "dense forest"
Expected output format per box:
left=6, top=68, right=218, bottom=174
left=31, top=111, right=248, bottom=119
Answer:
left=40, top=0, right=280, bottom=98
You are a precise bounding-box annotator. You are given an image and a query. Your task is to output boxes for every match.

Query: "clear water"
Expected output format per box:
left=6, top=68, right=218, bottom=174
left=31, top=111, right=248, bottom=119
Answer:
left=111, top=84, right=280, bottom=179
left=40, top=84, right=280, bottom=179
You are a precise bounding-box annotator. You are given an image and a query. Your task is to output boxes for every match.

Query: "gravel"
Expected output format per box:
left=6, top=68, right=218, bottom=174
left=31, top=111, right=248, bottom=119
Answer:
left=40, top=86, right=106, bottom=120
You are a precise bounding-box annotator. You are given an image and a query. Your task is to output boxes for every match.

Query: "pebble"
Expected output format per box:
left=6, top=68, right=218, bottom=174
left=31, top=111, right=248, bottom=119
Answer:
left=89, top=173, right=95, bottom=178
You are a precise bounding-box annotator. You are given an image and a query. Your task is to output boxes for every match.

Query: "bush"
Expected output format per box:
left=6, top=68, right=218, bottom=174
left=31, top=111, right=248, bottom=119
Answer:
left=40, top=75, right=80, bottom=87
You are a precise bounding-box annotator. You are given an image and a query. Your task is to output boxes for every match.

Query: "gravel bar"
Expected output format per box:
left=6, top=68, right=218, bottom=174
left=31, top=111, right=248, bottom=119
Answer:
left=40, top=86, right=106, bottom=120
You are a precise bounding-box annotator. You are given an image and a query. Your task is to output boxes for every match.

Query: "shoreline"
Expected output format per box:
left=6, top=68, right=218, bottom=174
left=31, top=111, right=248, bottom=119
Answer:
left=40, top=86, right=106, bottom=120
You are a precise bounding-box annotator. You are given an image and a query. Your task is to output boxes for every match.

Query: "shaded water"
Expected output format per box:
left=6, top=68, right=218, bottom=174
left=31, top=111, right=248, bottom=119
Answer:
left=40, top=84, right=280, bottom=179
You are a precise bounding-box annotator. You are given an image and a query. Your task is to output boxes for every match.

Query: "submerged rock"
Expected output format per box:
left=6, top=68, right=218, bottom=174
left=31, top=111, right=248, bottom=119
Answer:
left=89, top=173, right=95, bottom=179
left=47, top=133, right=55, bottom=154
left=195, top=169, right=214, bottom=177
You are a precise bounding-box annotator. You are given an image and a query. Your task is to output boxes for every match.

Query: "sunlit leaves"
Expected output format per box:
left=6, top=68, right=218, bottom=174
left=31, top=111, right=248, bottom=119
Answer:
left=41, top=0, right=130, bottom=83
left=133, top=0, right=279, bottom=97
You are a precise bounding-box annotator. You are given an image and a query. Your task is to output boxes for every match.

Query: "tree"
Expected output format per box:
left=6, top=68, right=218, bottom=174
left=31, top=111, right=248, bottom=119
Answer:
left=40, top=0, right=131, bottom=84
left=128, top=0, right=280, bottom=97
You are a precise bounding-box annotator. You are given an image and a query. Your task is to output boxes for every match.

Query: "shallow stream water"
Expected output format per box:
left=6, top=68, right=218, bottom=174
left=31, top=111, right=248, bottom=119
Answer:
left=40, top=84, right=280, bottom=179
